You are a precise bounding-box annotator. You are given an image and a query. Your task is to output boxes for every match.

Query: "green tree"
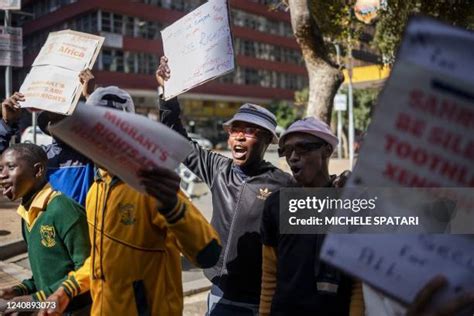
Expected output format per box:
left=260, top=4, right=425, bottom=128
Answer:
left=268, top=100, right=302, bottom=128
left=273, top=0, right=474, bottom=123
left=353, top=88, right=378, bottom=131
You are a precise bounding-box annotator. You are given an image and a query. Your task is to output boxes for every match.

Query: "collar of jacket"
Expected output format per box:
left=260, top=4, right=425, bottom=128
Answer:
left=235, top=160, right=279, bottom=177
left=17, top=183, right=57, bottom=228
left=94, top=167, right=122, bottom=188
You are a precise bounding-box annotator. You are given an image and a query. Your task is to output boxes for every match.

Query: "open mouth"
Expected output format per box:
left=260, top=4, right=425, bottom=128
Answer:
left=1, top=183, right=13, bottom=199
left=233, top=145, right=248, bottom=159
left=290, top=166, right=302, bottom=177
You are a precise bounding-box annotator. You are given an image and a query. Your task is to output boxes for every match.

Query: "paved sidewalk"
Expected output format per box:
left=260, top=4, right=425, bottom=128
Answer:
left=0, top=259, right=32, bottom=289
left=0, top=197, right=20, bottom=245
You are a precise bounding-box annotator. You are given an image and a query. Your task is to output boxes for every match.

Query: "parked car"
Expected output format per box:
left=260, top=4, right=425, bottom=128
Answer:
left=21, top=126, right=53, bottom=147
left=188, top=133, right=213, bottom=150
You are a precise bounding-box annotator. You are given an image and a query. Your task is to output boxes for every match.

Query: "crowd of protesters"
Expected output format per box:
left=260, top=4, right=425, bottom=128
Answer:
left=0, top=54, right=472, bottom=316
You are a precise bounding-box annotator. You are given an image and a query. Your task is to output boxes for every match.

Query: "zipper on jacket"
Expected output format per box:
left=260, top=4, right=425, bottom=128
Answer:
left=218, top=181, right=246, bottom=278
left=98, top=183, right=110, bottom=281
left=92, top=176, right=118, bottom=280
left=91, top=181, right=102, bottom=280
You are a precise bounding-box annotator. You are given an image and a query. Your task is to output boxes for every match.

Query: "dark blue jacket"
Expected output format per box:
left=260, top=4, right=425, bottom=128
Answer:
left=0, top=120, right=94, bottom=206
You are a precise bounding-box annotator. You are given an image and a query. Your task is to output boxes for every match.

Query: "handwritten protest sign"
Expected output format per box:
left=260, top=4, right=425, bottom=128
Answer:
left=161, top=0, right=234, bottom=100
left=321, top=235, right=474, bottom=311
left=49, top=104, right=192, bottom=193
left=20, top=30, right=104, bottom=115
left=321, top=17, right=474, bottom=313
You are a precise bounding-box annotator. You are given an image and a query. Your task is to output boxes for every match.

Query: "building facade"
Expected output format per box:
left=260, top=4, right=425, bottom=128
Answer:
left=15, top=0, right=307, bottom=142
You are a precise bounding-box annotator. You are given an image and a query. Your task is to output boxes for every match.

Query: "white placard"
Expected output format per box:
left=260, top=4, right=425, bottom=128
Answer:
left=33, top=30, right=103, bottom=72
left=321, top=17, right=474, bottom=313
left=321, top=235, right=474, bottom=310
left=161, top=0, right=234, bottom=100
left=0, top=0, right=20, bottom=10
left=0, top=26, right=22, bottom=67
left=20, top=66, right=81, bottom=114
left=49, top=105, right=193, bottom=193
left=19, top=30, right=104, bottom=115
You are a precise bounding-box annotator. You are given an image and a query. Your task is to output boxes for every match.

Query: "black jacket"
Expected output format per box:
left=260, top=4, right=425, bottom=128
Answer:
left=160, top=98, right=294, bottom=304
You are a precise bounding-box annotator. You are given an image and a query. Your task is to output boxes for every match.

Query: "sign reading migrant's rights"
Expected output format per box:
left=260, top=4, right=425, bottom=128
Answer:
left=49, top=104, right=192, bottom=193
left=161, top=0, right=234, bottom=100
left=321, top=17, right=474, bottom=314
left=19, top=30, right=104, bottom=115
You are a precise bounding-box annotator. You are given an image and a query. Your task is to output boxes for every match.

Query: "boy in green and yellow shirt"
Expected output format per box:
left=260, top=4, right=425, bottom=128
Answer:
left=0, top=143, right=91, bottom=314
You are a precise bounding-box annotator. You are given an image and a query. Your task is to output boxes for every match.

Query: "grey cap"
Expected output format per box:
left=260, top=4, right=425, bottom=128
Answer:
left=223, top=103, right=278, bottom=144
left=280, top=117, right=338, bottom=153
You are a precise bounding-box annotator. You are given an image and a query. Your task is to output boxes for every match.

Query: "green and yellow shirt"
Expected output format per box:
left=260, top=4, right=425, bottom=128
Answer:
left=12, top=183, right=90, bottom=306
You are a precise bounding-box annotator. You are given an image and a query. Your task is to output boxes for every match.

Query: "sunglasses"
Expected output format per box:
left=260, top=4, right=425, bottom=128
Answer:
left=228, top=126, right=262, bottom=138
left=278, top=142, right=326, bottom=158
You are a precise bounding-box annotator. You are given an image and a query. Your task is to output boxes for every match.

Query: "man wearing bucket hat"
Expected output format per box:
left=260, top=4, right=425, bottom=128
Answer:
left=156, top=58, right=292, bottom=315
left=156, top=57, right=349, bottom=314
left=0, top=70, right=97, bottom=205
left=259, top=117, right=364, bottom=316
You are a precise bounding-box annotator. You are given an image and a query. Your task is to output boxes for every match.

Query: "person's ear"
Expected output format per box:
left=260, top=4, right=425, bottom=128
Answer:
left=266, top=133, right=273, bottom=145
left=34, top=162, right=45, bottom=179
left=322, top=144, right=332, bottom=159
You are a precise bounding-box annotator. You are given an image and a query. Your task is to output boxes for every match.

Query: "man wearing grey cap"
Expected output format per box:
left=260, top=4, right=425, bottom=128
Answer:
left=157, top=58, right=294, bottom=315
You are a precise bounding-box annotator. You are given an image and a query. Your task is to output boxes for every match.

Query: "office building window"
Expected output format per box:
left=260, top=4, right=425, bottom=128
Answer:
left=235, top=39, right=303, bottom=65
left=25, top=0, right=78, bottom=18
left=99, top=11, right=161, bottom=40
left=231, top=9, right=293, bottom=37
left=101, top=49, right=124, bottom=72
left=218, top=66, right=307, bottom=90
left=142, top=0, right=205, bottom=11
left=124, top=16, right=135, bottom=37
left=137, top=20, right=162, bottom=40
left=101, top=12, right=124, bottom=33
left=100, top=49, right=157, bottom=75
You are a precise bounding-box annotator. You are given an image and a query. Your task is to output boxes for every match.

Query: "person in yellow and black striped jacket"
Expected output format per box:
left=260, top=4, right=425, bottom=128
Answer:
left=40, top=165, right=221, bottom=316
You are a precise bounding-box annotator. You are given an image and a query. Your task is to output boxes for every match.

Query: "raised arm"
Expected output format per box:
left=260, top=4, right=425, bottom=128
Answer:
left=0, top=92, right=23, bottom=153
left=139, top=166, right=221, bottom=268
left=156, top=56, right=229, bottom=187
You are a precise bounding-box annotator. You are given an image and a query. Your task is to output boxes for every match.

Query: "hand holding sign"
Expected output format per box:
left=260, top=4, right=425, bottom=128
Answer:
left=79, top=69, right=96, bottom=99
left=1, top=92, right=23, bottom=125
left=155, top=56, right=171, bottom=88
left=19, top=30, right=104, bottom=115
left=407, top=276, right=474, bottom=316
left=49, top=104, right=192, bottom=193
left=138, top=166, right=180, bottom=210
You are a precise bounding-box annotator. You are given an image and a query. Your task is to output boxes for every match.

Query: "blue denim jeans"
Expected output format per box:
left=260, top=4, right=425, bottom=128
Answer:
left=207, top=285, right=259, bottom=316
